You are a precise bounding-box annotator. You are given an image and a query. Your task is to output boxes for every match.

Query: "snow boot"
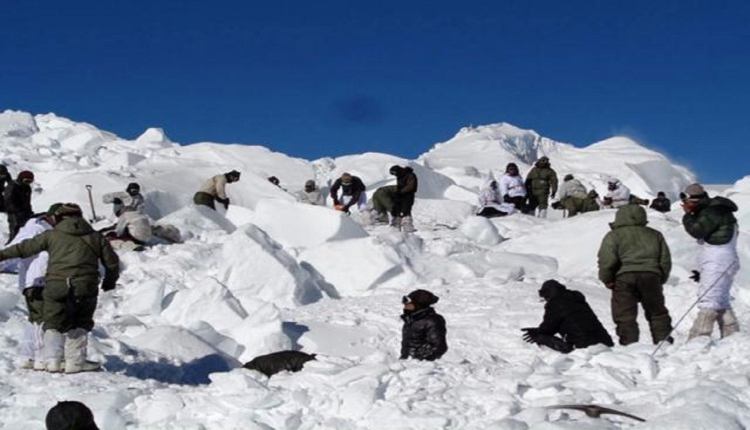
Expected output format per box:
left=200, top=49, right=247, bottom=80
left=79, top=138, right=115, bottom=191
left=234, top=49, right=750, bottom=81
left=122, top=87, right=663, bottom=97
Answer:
left=64, top=328, right=101, bottom=374
left=400, top=216, right=416, bottom=233
left=718, top=308, right=740, bottom=338
left=538, top=209, right=547, bottom=218
left=374, top=212, right=389, bottom=225
left=688, top=309, right=718, bottom=340
left=390, top=216, right=402, bottom=229
left=43, top=329, right=64, bottom=372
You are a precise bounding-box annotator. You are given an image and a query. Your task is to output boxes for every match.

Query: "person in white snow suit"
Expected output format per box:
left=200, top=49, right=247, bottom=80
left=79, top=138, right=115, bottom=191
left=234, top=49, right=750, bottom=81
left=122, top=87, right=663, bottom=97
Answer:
left=297, top=180, right=326, bottom=206
left=476, top=179, right=515, bottom=217
left=111, top=210, right=153, bottom=245
left=102, top=182, right=144, bottom=217
left=499, top=163, right=528, bottom=213
left=601, top=178, right=631, bottom=208
left=0, top=204, right=61, bottom=370
left=681, top=183, right=741, bottom=340
left=193, top=170, right=241, bottom=210
left=556, top=174, right=589, bottom=217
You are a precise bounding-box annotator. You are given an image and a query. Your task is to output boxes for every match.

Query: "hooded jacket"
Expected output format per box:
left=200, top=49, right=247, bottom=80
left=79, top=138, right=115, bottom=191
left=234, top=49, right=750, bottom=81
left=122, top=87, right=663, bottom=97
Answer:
left=525, top=161, right=558, bottom=196
left=597, top=205, right=671, bottom=284
left=537, top=283, right=614, bottom=348
left=0, top=216, right=119, bottom=283
left=3, top=179, right=32, bottom=215
left=393, top=166, right=418, bottom=194
left=401, top=307, right=447, bottom=361
left=682, top=196, right=738, bottom=245
left=604, top=180, right=631, bottom=206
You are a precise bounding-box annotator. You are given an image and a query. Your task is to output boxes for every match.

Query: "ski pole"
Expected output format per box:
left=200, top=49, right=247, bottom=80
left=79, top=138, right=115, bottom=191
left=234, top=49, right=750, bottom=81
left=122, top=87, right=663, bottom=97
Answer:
left=85, top=184, right=98, bottom=222
left=651, top=260, right=739, bottom=357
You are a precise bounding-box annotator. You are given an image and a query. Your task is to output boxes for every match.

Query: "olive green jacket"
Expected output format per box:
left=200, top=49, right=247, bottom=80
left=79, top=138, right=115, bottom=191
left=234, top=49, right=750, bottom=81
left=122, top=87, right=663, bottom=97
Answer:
left=525, top=164, right=558, bottom=196
left=0, top=216, right=120, bottom=283
left=597, top=205, right=671, bottom=284
left=683, top=196, right=738, bottom=245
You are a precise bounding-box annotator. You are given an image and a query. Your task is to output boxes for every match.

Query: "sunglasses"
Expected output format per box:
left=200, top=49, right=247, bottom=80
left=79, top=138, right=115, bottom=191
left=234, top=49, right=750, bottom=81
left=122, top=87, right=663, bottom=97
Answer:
left=402, top=296, right=411, bottom=305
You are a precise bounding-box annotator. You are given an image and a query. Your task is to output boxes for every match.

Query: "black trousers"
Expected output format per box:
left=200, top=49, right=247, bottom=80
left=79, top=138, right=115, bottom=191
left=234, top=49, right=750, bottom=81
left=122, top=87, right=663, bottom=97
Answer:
left=391, top=193, right=415, bottom=217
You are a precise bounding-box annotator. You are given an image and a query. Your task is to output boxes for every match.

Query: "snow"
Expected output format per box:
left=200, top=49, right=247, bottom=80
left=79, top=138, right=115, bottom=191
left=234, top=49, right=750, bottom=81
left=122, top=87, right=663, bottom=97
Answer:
left=0, top=110, right=748, bottom=429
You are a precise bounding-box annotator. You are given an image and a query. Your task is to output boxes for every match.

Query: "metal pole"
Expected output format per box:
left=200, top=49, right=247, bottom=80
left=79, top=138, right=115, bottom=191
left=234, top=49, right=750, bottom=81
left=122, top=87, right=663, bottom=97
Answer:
left=85, top=184, right=98, bottom=222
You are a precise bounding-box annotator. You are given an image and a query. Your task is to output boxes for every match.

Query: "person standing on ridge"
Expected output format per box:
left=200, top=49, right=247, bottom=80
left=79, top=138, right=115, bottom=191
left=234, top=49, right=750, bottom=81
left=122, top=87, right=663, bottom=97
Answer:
left=3, top=170, right=35, bottom=243
left=525, top=156, right=558, bottom=218
left=193, top=170, right=241, bottom=211
left=389, top=165, right=418, bottom=232
left=0, top=203, right=120, bottom=373
left=499, top=163, right=528, bottom=213
left=597, top=205, right=673, bottom=345
left=681, top=183, right=741, bottom=340
left=400, top=289, right=447, bottom=361
left=329, top=173, right=367, bottom=213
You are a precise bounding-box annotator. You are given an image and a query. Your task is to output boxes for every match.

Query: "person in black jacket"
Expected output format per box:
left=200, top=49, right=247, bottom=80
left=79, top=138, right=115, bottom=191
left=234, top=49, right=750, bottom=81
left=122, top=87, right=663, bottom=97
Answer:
left=3, top=170, right=34, bottom=243
left=649, top=191, right=671, bottom=213
left=400, top=289, right=447, bottom=361
left=0, top=165, right=10, bottom=213
left=389, top=165, right=418, bottom=232
left=243, top=350, right=317, bottom=377
left=329, top=173, right=367, bottom=213
left=522, top=280, right=613, bottom=353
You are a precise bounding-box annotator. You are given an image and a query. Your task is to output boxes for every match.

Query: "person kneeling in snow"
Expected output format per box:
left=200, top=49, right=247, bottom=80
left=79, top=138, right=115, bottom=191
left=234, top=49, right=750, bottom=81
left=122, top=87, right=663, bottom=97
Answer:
left=400, top=289, right=447, bottom=361
left=243, top=350, right=317, bottom=377
left=476, top=179, right=515, bottom=218
left=193, top=170, right=241, bottom=210
left=522, top=280, right=613, bottom=353
left=681, top=183, right=741, bottom=340
left=600, top=178, right=631, bottom=209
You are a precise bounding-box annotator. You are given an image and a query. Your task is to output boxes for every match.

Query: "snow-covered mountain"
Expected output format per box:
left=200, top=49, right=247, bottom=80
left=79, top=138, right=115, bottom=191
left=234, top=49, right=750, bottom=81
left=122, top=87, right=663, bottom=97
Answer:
left=0, top=110, right=748, bottom=429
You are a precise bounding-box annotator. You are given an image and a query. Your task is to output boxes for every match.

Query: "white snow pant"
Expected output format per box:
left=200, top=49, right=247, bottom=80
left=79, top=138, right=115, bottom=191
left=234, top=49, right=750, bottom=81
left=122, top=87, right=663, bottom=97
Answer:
left=19, top=322, right=44, bottom=363
left=64, top=328, right=89, bottom=371
left=689, top=309, right=739, bottom=339
left=43, top=329, right=65, bottom=365
left=341, top=193, right=367, bottom=211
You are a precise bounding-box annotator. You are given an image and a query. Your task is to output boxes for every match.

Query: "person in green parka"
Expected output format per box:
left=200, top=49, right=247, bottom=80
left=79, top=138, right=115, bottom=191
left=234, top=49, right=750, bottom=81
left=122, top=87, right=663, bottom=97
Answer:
left=370, top=185, right=397, bottom=224
left=0, top=203, right=120, bottom=374
left=597, top=204, right=673, bottom=345
left=525, top=156, right=558, bottom=218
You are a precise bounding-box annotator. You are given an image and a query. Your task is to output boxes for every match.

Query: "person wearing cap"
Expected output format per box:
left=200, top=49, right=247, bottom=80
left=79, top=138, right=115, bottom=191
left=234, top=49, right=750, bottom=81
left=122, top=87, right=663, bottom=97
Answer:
left=46, top=400, right=100, bottom=430
left=297, top=180, right=326, bottom=206
left=522, top=280, right=613, bottom=353
left=3, top=170, right=35, bottom=243
left=329, top=173, right=367, bottom=213
left=597, top=204, right=673, bottom=345
left=388, top=165, right=418, bottom=232
left=0, top=164, right=11, bottom=213
left=601, top=178, right=631, bottom=209
left=0, top=203, right=120, bottom=373
left=525, top=156, right=558, bottom=218
left=400, top=289, right=447, bottom=361
left=649, top=191, right=671, bottom=213
left=499, top=163, right=528, bottom=213
left=681, top=183, right=741, bottom=340
left=0, top=203, right=61, bottom=370
left=194, top=170, right=241, bottom=210
left=102, top=182, right=145, bottom=216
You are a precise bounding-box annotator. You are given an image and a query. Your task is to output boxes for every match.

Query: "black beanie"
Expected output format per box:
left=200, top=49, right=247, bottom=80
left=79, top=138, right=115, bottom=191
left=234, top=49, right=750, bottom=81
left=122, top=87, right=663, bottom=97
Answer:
left=45, top=401, right=99, bottom=430
left=407, top=289, right=439, bottom=308
left=538, top=280, right=566, bottom=300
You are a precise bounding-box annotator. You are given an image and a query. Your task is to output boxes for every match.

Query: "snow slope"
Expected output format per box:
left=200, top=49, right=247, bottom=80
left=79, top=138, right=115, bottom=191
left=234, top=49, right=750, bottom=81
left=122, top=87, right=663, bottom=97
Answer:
left=0, top=110, right=747, bottom=429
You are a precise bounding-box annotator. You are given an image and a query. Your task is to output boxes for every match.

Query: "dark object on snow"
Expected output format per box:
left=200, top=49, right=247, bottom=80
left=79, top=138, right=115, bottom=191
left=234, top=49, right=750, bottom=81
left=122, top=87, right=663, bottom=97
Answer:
left=546, top=404, right=645, bottom=422
left=3, top=171, right=34, bottom=243
left=650, top=192, right=671, bottom=212
left=629, top=194, right=650, bottom=206
left=0, top=164, right=10, bottom=213
left=46, top=400, right=100, bottom=430
left=389, top=165, right=418, bottom=217
left=243, top=350, right=317, bottom=377
left=523, top=280, right=613, bottom=353
left=689, top=270, right=700, bottom=283
left=401, top=289, right=447, bottom=361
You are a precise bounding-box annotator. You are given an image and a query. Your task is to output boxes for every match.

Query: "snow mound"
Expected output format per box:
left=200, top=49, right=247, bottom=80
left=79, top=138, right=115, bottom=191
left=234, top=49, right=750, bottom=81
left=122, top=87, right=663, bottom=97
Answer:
left=459, top=216, right=505, bottom=246
left=158, top=206, right=236, bottom=239
left=0, top=110, right=38, bottom=138
left=135, top=127, right=172, bottom=147
left=249, top=199, right=368, bottom=249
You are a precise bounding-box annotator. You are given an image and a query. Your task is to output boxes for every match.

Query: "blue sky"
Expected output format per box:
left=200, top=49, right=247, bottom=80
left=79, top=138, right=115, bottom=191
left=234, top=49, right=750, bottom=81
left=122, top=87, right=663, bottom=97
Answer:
left=1, top=0, right=748, bottom=182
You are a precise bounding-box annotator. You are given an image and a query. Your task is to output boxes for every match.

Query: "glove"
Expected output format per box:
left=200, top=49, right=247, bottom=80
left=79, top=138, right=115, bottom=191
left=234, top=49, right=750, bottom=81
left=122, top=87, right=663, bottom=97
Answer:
left=216, top=197, right=230, bottom=210
left=112, top=197, right=123, bottom=205
left=689, top=270, right=700, bottom=283
left=521, top=327, right=539, bottom=343
left=101, top=276, right=117, bottom=292
left=334, top=204, right=346, bottom=212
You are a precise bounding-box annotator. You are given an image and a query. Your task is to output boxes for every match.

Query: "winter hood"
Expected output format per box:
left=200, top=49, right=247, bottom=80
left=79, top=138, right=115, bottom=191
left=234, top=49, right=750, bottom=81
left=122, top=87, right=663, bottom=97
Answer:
left=706, top=196, right=738, bottom=212
left=55, top=217, right=95, bottom=236
left=609, top=204, right=648, bottom=229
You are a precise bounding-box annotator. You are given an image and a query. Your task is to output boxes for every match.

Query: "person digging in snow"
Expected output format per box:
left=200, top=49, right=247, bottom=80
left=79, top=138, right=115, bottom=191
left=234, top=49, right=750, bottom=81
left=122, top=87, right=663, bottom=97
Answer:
left=499, top=163, right=528, bottom=213
left=681, top=183, right=741, bottom=340
left=102, top=182, right=145, bottom=217
left=555, top=174, right=596, bottom=217
left=476, top=179, right=515, bottom=217
left=522, top=280, right=613, bottom=353
left=525, top=156, right=558, bottom=218
left=297, top=180, right=326, bottom=206
left=597, top=205, right=673, bottom=345
left=400, top=289, right=447, bottom=361
left=0, top=203, right=120, bottom=373
left=243, top=350, right=317, bottom=377
left=330, top=173, right=367, bottom=213
left=3, top=170, right=35, bottom=243
left=389, top=165, right=418, bottom=232
left=0, top=203, right=61, bottom=370
left=650, top=191, right=671, bottom=213
left=193, top=170, right=241, bottom=211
